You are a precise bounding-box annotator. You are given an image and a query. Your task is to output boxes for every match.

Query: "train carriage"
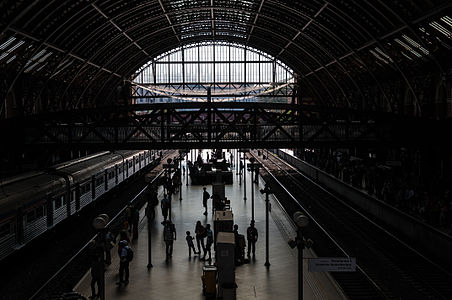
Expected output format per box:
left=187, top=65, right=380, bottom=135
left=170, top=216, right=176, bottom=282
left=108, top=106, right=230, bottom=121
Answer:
left=0, top=150, right=155, bottom=261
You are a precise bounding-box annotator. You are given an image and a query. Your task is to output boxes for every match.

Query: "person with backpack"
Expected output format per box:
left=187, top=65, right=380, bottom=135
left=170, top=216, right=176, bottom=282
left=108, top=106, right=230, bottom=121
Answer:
left=195, top=220, right=206, bottom=255
left=202, top=187, right=210, bottom=216
left=163, top=220, right=176, bottom=261
left=161, top=194, right=170, bottom=224
left=117, top=240, right=133, bottom=285
left=246, top=220, right=258, bottom=259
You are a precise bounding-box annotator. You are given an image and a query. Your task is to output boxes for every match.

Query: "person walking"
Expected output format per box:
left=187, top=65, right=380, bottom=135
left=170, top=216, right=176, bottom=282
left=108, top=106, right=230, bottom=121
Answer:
left=161, top=194, right=170, bottom=223
left=163, top=221, right=176, bottom=261
left=195, top=220, right=206, bottom=255
left=246, top=220, right=258, bottom=258
left=203, top=224, right=213, bottom=261
left=185, top=231, right=198, bottom=257
left=202, top=187, right=210, bottom=216
left=117, top=240, right=132, bottom=285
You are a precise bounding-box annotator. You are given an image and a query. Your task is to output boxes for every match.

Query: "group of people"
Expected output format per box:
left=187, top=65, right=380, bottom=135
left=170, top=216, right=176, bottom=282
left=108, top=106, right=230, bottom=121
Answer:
left=87, top=227, right=133, bottom=299
left=87, top=175, right=261, bottom=299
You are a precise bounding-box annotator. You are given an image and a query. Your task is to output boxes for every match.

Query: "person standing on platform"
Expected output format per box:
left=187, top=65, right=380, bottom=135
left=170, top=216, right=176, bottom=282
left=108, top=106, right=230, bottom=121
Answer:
left=203, top=224, right=213, bottom=261
left=185, top=231, right=198, bottom=257
left=246, top=221, right=258, bottom=259
left=125, top=204, right=133, bottom=233
left=104, top=229, right=115, bottom=265
left=132, top=206, right=139, bottom=240
left=88, top=240, right=104, bottom=299
left=195, top=220, right=206, bottom=255
left=163, top=221, right=176, bottom=261
left=117, top=240, right=132, bottom=285
left=161, top=194, right=170, bottom=224
left=118, top=230, right=130, bottom=260
left=202, top=187, right=210, bottom=216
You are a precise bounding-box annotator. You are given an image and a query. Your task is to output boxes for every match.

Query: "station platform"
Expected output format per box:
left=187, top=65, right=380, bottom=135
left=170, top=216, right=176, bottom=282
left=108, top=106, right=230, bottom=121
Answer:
left=75, top=150, right=347, bottom=299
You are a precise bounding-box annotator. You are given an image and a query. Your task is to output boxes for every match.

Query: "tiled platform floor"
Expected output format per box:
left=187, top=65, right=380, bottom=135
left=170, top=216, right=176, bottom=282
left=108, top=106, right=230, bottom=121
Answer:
left=75, top=150, right=347, bottom=299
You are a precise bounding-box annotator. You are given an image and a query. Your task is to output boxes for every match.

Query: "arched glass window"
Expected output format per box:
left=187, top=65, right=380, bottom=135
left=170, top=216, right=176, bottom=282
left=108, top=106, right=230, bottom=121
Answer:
left=132, top=42, right=295, bottom=103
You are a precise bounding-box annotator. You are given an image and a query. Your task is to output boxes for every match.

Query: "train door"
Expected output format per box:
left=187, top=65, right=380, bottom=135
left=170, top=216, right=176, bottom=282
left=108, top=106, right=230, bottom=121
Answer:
left=115, top=165, right=119, bottom=185
left=104, top=169, right=108, bottom=191
left=75, top=184, right=81, bottom=211
left=46, top=195, right=53, bottom=228
left=71, top=188, right=77, bottom=214
left=91, top=175, right=96, bottom=200
left=15, top=207, right=24, bottom=245
left=125, top=159, right=129, bottom=178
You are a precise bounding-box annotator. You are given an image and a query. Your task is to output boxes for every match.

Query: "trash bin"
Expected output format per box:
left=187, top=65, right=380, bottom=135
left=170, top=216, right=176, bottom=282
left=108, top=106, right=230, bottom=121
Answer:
left=201, top=265, right=217, bottom=297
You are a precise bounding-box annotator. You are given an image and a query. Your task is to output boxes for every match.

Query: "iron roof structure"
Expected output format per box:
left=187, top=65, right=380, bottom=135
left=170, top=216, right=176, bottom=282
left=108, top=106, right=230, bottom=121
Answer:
left=0, top=0, right=451, bottom=117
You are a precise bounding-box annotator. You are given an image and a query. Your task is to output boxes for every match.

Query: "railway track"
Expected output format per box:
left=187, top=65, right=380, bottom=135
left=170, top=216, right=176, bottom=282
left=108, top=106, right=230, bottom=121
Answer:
left=251, top=150, right=452, bottom=300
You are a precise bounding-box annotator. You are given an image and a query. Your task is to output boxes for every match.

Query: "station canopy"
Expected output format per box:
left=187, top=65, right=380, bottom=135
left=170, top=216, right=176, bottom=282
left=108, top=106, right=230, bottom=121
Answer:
left=0, top=1, right=451, bottom=115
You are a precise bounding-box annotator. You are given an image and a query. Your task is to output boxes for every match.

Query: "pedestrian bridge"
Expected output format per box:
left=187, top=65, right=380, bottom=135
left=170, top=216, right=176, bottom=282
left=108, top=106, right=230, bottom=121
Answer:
left=2, top=102, right=444, bottom=151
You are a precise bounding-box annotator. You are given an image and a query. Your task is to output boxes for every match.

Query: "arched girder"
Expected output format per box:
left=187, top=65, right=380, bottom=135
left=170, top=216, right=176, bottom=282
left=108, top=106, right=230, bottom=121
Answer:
left=92, top=35, right=336, bottom=109
left=0, top=0, right=449, bottom=117
left=74, top=20, right=352, bottom=107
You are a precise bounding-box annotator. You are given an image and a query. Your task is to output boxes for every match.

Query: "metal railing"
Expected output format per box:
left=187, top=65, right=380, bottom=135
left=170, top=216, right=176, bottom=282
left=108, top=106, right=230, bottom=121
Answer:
left=30, top=170, right=165, bottom=300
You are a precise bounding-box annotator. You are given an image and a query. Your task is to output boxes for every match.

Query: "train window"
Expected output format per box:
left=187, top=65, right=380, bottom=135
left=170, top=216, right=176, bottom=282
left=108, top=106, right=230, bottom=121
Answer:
left=81, top=183, right=90, bottom=195
left=26, top=210, right=36, bottom=223
left=96, top=176, right=104, bottom=186
left=54, top=198, right=62, bottom=209
left=36, top=206, right=44, bottom=218
left=0, top=223, right=11, bottom=239
left=129, top=161, right=133, bottom=167
left=118, top=166, right=122, bottom=173
left=108, top=171, right=115, bottom=179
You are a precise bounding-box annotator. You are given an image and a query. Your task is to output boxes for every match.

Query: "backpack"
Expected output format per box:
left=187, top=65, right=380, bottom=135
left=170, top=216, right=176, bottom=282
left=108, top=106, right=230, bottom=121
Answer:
left=247, top=227, right=257, bottom=242
left=126, top=246, right=134, bottom=262
left=164, top=224, right=175, bottom=241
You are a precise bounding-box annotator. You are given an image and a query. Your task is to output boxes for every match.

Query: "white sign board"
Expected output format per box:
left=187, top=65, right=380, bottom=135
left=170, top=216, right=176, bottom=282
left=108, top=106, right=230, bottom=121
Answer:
left=308, top=257, right=356, bottom=272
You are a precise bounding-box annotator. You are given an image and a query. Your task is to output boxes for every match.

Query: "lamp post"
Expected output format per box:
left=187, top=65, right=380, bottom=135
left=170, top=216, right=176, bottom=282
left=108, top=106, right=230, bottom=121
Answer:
left=248, top=157, right=262, bottom=223
left=145, top=188, right=155, bottom=269
left=178, top=150, right=183, bottom=201
left=239, top=149, right=249, bottom=200
left=92, top=214, right=110, bottom=300
left=289, top=211, right=310, bottom=300
left=186, top=149, right=189, bottom=186
left=163, top=158, right=177, bottom=221
left=260, top=184, right=272, bottom=267
left=235, top=149, right=240, bottom=175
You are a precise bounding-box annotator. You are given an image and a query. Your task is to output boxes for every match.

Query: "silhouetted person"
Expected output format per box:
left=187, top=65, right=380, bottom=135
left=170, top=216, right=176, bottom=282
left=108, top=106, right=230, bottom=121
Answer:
left=195, top=220, right=206, bottom=254
left=246, top=220, right=258, bottom=258
left=202, top=187, right=210, bottom=216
